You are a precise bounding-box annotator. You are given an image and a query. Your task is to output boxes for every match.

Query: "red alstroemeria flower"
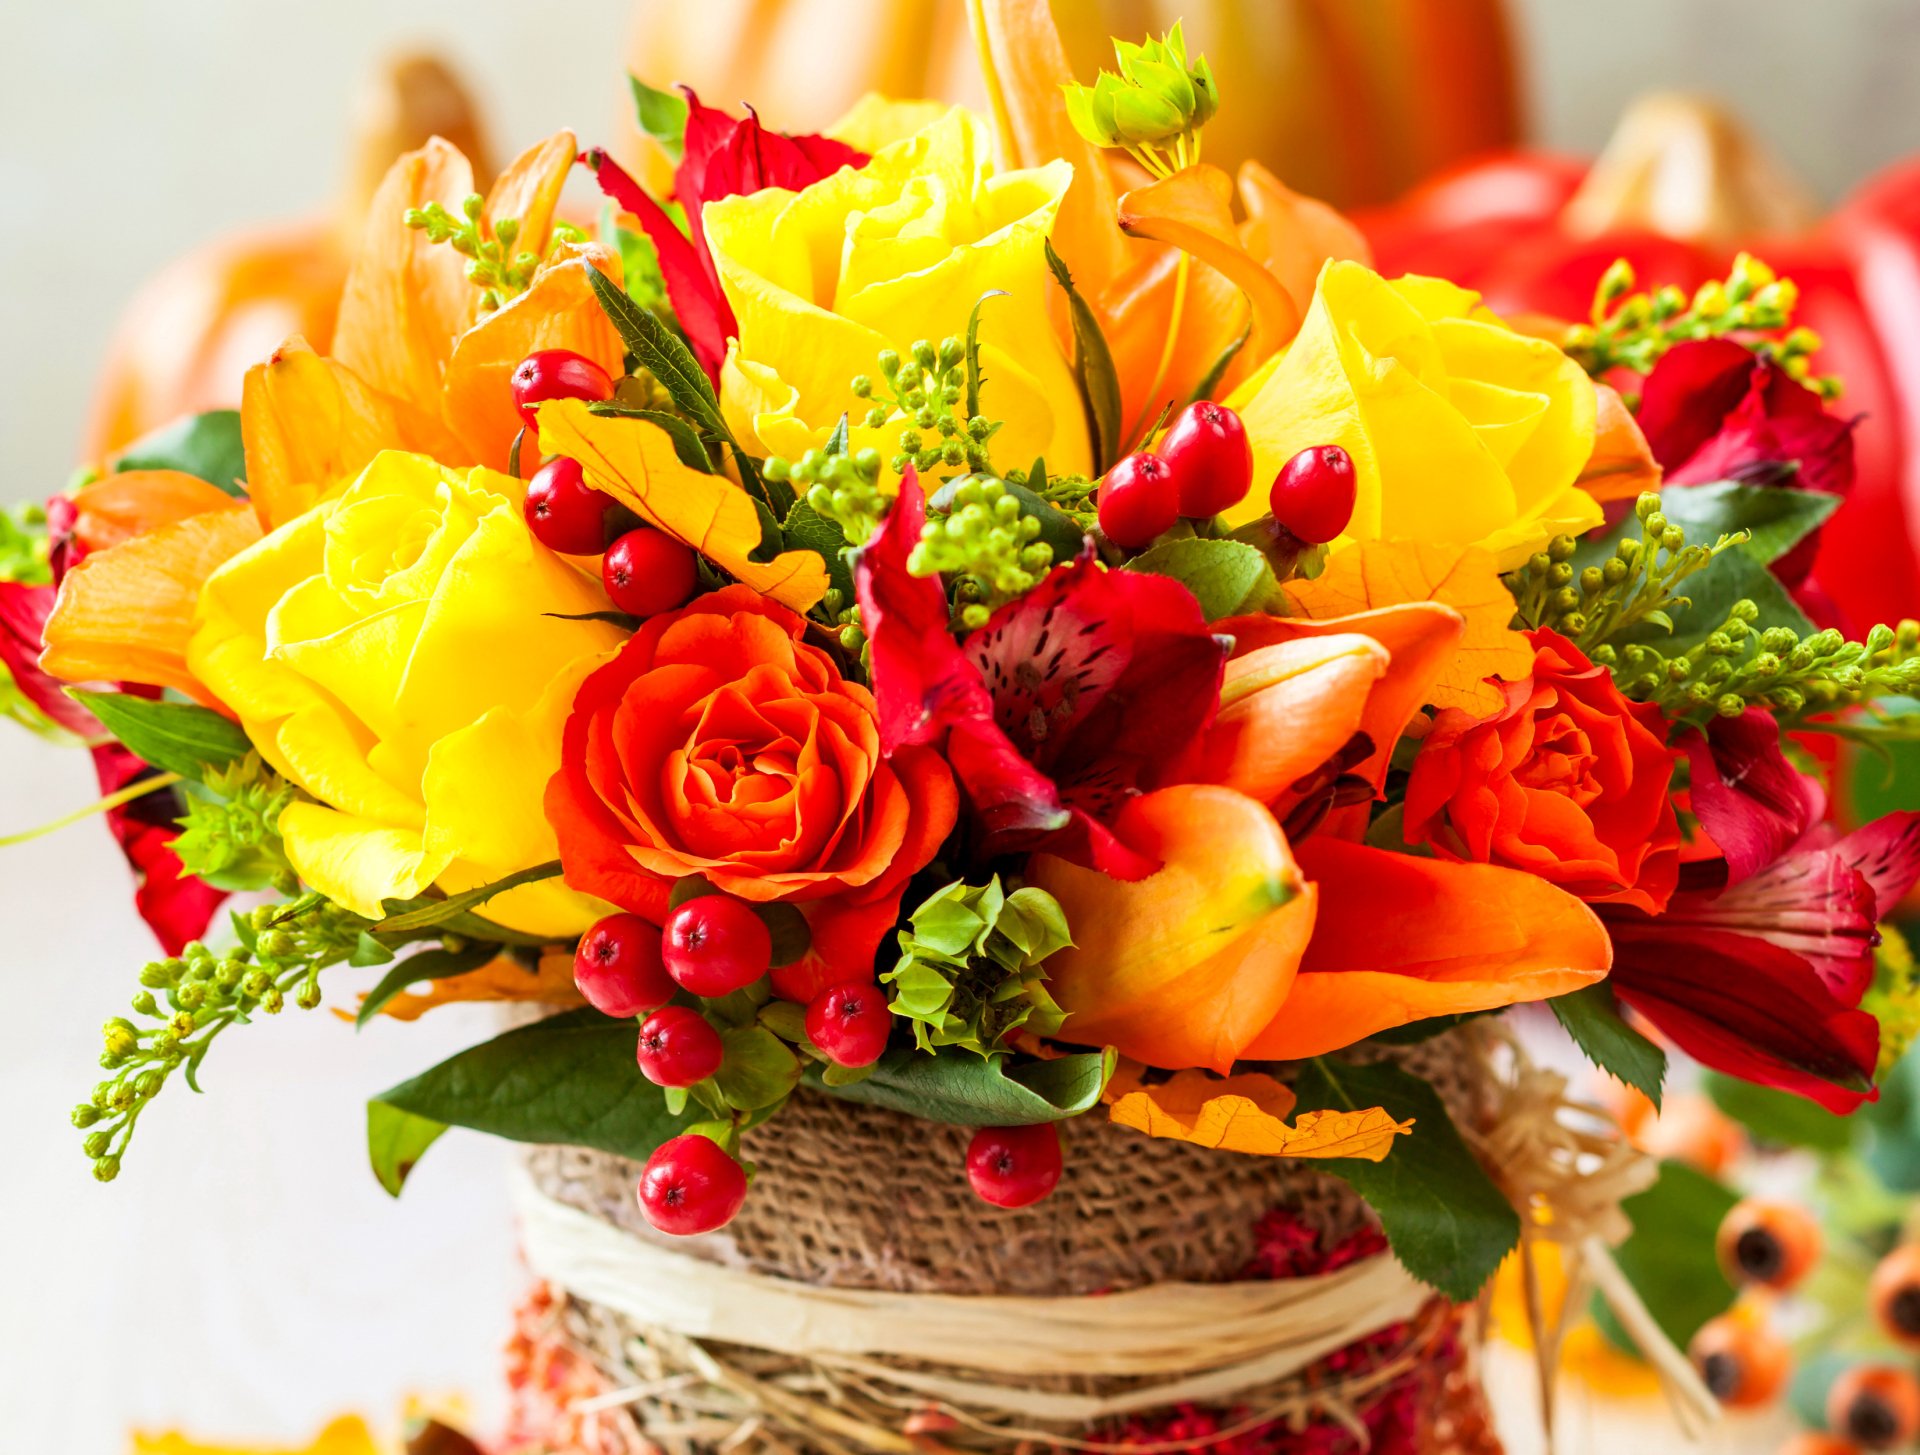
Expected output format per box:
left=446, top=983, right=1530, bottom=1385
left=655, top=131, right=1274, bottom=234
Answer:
left=856, top=471, right=1228, bottom=879
left=1637, top=337, right=1858, bottom=603
left=1603, top=709, right=1920, bottom=1111
left=581, top=90, right=867, bottom=379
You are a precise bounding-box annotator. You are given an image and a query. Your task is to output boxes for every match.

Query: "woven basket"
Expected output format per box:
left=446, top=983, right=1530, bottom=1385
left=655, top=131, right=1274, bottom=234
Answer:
left=506, top=1029, right=1507, bottom=1455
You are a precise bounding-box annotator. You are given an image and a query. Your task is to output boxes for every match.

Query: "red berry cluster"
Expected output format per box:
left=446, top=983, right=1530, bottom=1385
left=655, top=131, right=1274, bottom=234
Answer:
left=511, top=349, right=700, bottom=619
left=1094, top=398, right=1357, bottom=552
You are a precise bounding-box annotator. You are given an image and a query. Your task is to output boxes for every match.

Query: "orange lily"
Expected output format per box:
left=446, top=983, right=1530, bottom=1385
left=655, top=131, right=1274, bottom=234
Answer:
left=66, top=470, right=239, bottom=552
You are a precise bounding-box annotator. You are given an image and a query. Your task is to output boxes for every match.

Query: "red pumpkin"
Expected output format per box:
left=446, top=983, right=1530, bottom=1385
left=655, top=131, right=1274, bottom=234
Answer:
left=1357, top=92, right=1920, bottom=635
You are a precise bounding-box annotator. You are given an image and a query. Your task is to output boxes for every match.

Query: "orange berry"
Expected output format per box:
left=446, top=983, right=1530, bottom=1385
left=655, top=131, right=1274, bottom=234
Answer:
left=1717, top=1199, right=1824, bottom=1291
left=1869, top=1244, right=1920, bottom=1349
left=1828, top=1366, right=1920, bottom=1450
left=1631, top=1092, right=1746, bottom=1174
left=1777, top=1436, right=1863, bottom=1455
left=1690, top=1311, right=1792, bottom=1409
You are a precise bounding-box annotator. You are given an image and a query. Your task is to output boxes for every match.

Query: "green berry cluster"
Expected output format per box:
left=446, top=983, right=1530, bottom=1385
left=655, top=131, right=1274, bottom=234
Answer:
left=1605, top=616, right=1920, bottom=726
left=1509, top=493, right=1746, bottom=650
left=73, top=895, right=374, bottom=1182
left=1565, top=253, right=1833, bottom=395
left=170, top=754, right=299, bottom=894
left=815, top=587, right=866, bottom=655
left=402, top=194, right=586, bottom=312
left=1866, top=926, right=1920, bottom=1084
left=908, top=477, right=1054, bottom=630
left=765, top=444, right=889, bottom=546
left=852, top=337, right=1000, bottom=479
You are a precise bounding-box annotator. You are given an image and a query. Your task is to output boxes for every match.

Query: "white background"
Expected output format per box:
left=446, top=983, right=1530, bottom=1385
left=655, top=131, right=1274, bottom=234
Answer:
left=3, top=1, right=1908, bottom=1448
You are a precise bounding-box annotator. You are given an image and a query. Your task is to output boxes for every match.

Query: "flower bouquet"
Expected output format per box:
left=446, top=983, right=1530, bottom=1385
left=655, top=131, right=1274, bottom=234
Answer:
left=10, top=5, right=1920, bottom=1452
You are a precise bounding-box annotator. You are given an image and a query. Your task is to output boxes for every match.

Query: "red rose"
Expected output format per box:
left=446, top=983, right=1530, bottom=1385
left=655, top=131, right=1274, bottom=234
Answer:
left=1403, top=628, right=1679, bottom=913
left=545, top=585, right=956, bottom=1001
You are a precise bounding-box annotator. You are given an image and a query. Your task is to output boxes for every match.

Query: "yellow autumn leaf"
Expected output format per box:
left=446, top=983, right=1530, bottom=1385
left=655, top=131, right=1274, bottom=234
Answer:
left=533, top=398, right=828, bottom=614
left=1282, top=539, right=1531, bottom=716
left=1109, top=1069, right=1412, bottom=1161
left=132, top=1415, right=382, bottom=1455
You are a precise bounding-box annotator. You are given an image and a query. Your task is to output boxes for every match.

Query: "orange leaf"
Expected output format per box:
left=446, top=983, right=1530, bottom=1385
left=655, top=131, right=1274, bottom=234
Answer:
left=1282, top=540, right=1529, bottom=716
left=331, top=139, right=477, bottom=416
left=442, top=248, right=626, bottom=471
left=41, top=505, right=262, bottom=706
left=1245, top=837, right=1611, bottom=1059
left=533, top=399, right=829, bottom=613
left=1578, top=382, right=1663, bottom=502
left=241, top=337, right=466, bottom=529
left=371, top=951, right=582, bottom=1022
left=1110, top=1068, right=1411, bottom=1160
left=69, top=470, right=236, bottom=552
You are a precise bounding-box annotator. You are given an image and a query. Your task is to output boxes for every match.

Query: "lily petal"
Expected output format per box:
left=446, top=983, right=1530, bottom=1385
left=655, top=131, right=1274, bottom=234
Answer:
left=69, top=471, right=238, bottom=551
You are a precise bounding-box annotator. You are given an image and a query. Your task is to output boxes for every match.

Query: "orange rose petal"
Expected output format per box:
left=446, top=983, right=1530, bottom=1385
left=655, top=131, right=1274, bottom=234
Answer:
left=1032, top=785, right=1316, bottom=1073
left=1110, top=1069, right=1411, bottom=1161
left=241, top=337, right=467, bottom=529
left=534, top=399, right=829, bottom=613
left=1579, top=382, right=1664, bottom=502
left=1246, top=837, right=1611, bottom=1059
left=443, top=248, right=627, bottom=472
left=1282, top=540, right=1530, bottom=716
left=483, top=130, right=578, bottom=258
left=331, top=139, right=478, bottom=416
left=70, top=470, right=237, bottom=551
left=41, top=504, right=263, bottom=706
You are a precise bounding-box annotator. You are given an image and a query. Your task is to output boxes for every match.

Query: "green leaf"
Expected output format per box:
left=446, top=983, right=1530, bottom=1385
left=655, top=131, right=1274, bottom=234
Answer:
left=355, top=942, right=503, bottom=1029
left=1365, top=1010, right=1483, bottom=1046
left=1644, top=482, right=1840, bottom=568
left=781, top=501, right=855, bottom=601
left=371, top=1008, right=697, bottom=1161
left=628, top=75, right=690, bottom=161
left=1187, top=322, right=1251, bottom=407
left=1703, top=1070, right=1856, bottom=1152
left=1292, top=1057, right=1520, bottom=1301
left=1863, top=1042, right=1920, bottom=1191
left=1592, top=1160, right=1739, bottom=1355
left=69, top=690, right=252, bottom=780
left=587, top=402, right=712, bottom=471
left=1550, top=984, right=1667, bottom=1109
left=1125, top=537, right=1276, bottom=620
left=369, top=861, right=563, bottom=937
left=114, top=410, right=246, bottom=494
left=964, top=290, right=1006, bottom=420
left=713, top=1024, right=803, bottom=1110
left=366, top=1101, right=448, bottom=1197
left=586, top=265, right=726, bottom=440
left=808, top=1045, right=1115, bottom=1125
left=1044, top=240, right=1123, bottom=473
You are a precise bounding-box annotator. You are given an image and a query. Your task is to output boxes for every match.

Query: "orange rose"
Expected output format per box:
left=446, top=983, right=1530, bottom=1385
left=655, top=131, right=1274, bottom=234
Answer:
left=545, top=585, right=957, bottom=1000
left=1403, top=627, right=1679, bottom=912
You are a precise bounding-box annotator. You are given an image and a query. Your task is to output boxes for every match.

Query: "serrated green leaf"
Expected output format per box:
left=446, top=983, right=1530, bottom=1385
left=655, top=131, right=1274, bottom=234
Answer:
left=1592, top=1160, right=1738, bottom=1354
left=355, top=942, right=502, bottom=1029
left=1125, top=537, right=1276, bottom=620
left=964, top=291, right=1006, bottom=420
left=368, top=861, right=563, bottom=937
left=780, top=501, right=854, bottom=601
left=1044, top=240, right=1122, bottom=472
left=114, top=410, right=246, bottom=494
left=366, top=1101, right=447, bottom=1197
left=1292, top=1057, right=1519, bottom=1301
left=808, top=1045, right=1114, bottom=1124
left=1549, top=984, right=1667, bottom=1109
left=70, top=690, right=252, bottom=780
left=1646, top=482, right=1840, bottom=568
left=628, top=75, right=689, bottom=161
left=586, top=265, right=726, bottom=439
left=371, top=1008, right=696, bottom=1161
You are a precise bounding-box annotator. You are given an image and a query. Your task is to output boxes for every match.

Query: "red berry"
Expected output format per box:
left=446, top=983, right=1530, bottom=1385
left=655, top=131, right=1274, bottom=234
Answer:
left=574, top=913, right=675, bottom=1019
left=524, top=457, right=621, bottom=555
left=602, top=526, right=700, bottom=617
left=511, top=348, right=613, bottom=428
left=1160, top=401, right=1253, bottom=516
left=635, top=1006, right=723, bottom=1088
left=1097, top=451, right=1179, bottom=548
left=805, top=982, right=893, bottom=1067
left=663, top=896, right=772, bottom=997
left=1268, top=445, right=1357, bottom=545
left=638, top=1133, right=748, bottom=1235
left=965, top=1123, right=1063, bottom=1209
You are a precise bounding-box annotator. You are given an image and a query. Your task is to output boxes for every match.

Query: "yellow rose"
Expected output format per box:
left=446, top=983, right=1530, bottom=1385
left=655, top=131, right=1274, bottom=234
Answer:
left=705, top=106, right=1091, bottom=478
left=185, top=451, right=625, bottom=935
left=1227, top=260, right=1602, bottom=566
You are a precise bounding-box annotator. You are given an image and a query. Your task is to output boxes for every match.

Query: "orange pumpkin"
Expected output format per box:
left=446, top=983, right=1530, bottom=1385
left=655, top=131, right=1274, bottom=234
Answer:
left=621, top=0, right=1519, bottom=209
left=80, top=54, right=492, bottom=463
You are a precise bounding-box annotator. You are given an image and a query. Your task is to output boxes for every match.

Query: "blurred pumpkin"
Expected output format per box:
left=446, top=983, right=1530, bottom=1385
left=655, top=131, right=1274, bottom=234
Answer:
left=81, top=54, right=492, bottom=462
left=1358, top=91, right=1920, bottom=637
left=621, top=0, right=1520, bottom=208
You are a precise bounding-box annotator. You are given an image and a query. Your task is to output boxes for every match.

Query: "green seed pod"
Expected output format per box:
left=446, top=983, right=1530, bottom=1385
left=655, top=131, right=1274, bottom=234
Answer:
left=1547, top=535, right=1578, bottom=563
left=1548, top=562, right=1574, bottom=588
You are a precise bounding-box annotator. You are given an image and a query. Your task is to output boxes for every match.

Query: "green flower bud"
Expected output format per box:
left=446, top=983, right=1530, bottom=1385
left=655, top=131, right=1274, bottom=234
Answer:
left=71, top=1104, right=101, bottom=1129
left=83, top=1130, right=112, bottom=1159
left=92, top=1155, right=121, bottom=1183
